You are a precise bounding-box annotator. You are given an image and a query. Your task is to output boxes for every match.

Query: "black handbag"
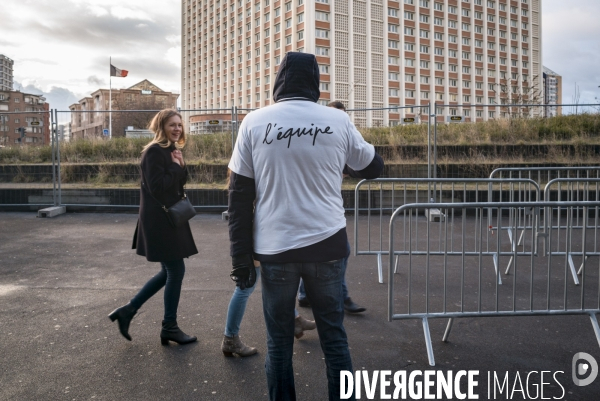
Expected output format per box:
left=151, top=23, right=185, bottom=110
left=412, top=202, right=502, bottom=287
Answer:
left=161, top=194, right=196, bottom=228
left=142, top=174, right=196, bottom=228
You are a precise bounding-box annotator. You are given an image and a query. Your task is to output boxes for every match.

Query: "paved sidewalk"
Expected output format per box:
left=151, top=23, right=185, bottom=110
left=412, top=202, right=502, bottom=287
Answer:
left=1, top=212, right=599, bottom=400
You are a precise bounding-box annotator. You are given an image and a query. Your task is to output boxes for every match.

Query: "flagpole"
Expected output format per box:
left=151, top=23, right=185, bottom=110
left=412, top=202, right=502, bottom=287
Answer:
left=109, top=56, right=112, bottom=139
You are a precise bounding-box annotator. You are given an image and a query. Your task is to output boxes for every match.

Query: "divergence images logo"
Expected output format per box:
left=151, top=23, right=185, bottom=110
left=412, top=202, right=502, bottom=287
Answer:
left=572, top=352, right=598, bottom=387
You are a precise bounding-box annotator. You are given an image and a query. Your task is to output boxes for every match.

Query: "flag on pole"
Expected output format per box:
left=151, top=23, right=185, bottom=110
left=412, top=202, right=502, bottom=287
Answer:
left=110, top=64, right=128, bottom=77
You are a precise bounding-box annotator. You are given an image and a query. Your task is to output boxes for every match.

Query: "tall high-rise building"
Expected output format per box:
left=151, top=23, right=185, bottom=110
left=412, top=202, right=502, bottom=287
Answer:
left=0, top=55, right=14, bottom=91
left=543, top=66, right=561, bottom=117
left=182, top=0, right=542, bottom=126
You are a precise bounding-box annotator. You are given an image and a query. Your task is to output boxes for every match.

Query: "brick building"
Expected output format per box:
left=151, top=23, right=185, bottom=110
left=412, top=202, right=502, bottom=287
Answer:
left=69, top=80, right=179, bottom=139
left=0, top=90, right=50, bottom=146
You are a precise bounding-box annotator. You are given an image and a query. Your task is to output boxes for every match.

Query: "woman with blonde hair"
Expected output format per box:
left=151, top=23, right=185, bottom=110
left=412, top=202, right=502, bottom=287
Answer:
left=109, top=109, right=198, bottom=345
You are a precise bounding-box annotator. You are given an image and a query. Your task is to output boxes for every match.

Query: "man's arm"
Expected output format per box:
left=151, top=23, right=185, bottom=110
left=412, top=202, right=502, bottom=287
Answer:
left=228, top=171, right=256, bottom=290
left=228, top=171, right=256, bottom=256
left=343, top=153, right=384, bottom=179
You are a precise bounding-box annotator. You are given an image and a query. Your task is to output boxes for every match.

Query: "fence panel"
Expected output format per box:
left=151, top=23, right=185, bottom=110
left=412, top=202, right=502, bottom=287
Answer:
left=540, top=179, right=600, bottom=284
left=354, top=178, right=540, bottom=283
left=388, top=201, right=600, bottom=366
left=0, top=110, right=56, bottom=209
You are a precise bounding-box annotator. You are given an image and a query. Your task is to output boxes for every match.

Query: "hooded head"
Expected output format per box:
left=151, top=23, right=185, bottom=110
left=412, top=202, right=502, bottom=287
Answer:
left=273, top=52, right=320, bottom=103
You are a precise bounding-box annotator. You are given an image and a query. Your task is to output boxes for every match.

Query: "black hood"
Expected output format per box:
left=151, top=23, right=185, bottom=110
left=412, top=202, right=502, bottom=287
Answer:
left=273, top=52, right=320, bottom=103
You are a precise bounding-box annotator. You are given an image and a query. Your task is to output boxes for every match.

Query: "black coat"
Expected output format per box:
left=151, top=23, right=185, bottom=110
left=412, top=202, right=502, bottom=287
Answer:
left=132, top=143, right=198, bottom=262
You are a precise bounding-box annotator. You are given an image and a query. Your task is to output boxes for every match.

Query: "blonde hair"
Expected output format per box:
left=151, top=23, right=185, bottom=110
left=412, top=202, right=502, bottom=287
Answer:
left=142, top=109, right=186, bottom=152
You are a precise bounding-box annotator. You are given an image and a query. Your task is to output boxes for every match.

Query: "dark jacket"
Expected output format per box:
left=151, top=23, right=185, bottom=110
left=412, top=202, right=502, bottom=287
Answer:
left=133, top=143, right=198, bottom=262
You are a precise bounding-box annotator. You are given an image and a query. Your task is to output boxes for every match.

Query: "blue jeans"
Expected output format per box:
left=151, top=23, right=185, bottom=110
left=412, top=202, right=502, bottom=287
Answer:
left=224, top=267, right=260, bottom=337
left=225, top=268, right=299, bottom=336
left=298, top=258, right=349, bottom=301
left=129, top=259, right=185, bottom=322
left=261, top=258, right=354, bottom=401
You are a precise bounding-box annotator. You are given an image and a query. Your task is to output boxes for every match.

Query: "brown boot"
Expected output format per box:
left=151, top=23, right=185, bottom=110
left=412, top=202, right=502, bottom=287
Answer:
left=221, top=335, right=258, bottom=357
left=294, top=315, right=316, bottom=339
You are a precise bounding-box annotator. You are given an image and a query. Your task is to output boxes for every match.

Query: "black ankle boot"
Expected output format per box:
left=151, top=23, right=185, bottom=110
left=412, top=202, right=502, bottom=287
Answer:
left=108, top=303, right=138, bottom=341
left=160, top=320, right=197, bottom=345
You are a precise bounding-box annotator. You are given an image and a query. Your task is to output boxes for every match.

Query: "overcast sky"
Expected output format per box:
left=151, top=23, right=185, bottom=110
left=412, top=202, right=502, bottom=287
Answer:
left=1, top=0, right=599, bottom=113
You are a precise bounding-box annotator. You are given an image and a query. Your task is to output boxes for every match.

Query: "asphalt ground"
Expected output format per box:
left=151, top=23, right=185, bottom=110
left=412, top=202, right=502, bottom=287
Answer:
left=1, top=212, right=600, bottom=401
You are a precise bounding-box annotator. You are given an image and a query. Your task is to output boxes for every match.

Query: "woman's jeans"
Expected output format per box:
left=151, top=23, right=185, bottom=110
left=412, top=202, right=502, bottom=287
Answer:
left=224, top=267, right=260, bottom=337
left=129, top=259, right=185, bottom=322
left=261, top=258, right=354, bottom=401
left=224, top=267, right=299, bottom=337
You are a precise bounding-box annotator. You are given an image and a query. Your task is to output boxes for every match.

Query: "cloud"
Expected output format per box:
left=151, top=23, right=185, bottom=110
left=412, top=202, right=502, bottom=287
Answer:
left=87, top=75, right=105, bottom=86
left=14, top=81, right=81, bottom=111
left=543, top=0, right=600, bottom=107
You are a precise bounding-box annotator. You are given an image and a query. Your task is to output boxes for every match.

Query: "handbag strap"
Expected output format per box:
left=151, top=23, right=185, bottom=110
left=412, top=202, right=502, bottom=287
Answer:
left=140, top=169, right=186, bottom=213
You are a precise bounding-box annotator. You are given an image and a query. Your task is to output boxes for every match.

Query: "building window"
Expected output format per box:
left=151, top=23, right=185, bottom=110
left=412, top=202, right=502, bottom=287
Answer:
left=388, top=56, right=399, bottom=65
left=315, top=11, right=329, bottom=21
left=315, top=46, right=329, bottom=56
left=404, top=27, right=414, bottom=35
left=388, top=7, right=398, bottom=17
left=434, top=2, right=443, bottom=11
left=389, top=72, right=399, bottom=80
left=389, top=24, right=399, bottom=33
left=405, top=58, right=415, bottom=67
left=319, top=65, right=329, bottom=74
left=420, top=91, right=430, bottom=99
left=405, top=74, right=415, bottom=82
left=297, top=13, right=304, bottom=23
left=405, top=90, right=415, bottom=98
left=389, top=40, right=399, bottom=49
left=404, top=11, right=414, bottom=20
left=404, top=43, right=414, bottom=51
left=297, top=31, right=304, bottom=41
left=389, top=88, right=399, bottom=97
left=320, top=82, right=329, bottom=91
left=315, top=29, right=329, bottom=39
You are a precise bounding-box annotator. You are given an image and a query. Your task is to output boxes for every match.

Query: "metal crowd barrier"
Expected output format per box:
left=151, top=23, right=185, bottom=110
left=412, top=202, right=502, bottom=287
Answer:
left=490, top=166, right=600, bottom=190
left=538, top=179, right=600, bottom=285
left=354, top=178, right=540, bottom=283
left=488, top=166, right=600, bottom=274
left=388, top=201, right=600, bottom=366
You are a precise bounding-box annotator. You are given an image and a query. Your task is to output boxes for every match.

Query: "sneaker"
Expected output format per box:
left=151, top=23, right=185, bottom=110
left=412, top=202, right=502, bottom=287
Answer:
left=344, top=297, right=366, bottom=314
left=298, top=298, right=311, bottom=308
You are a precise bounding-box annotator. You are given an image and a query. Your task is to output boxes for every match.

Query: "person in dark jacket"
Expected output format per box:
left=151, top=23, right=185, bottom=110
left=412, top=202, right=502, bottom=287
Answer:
left=109, top=109, right=198, bottom=346
left=228, top=52, right=384, bottom=401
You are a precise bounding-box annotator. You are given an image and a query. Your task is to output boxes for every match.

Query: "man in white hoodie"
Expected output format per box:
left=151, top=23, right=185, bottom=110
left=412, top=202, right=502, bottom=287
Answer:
left=228, top=52, right=383, bottom=401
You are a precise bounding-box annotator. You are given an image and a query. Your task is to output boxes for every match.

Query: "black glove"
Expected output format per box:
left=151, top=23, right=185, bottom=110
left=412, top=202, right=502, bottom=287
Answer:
left=230, top=254, right=256, bottom=290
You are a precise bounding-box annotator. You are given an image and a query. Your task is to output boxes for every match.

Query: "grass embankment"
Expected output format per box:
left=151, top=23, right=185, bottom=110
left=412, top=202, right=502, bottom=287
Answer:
left=1, top=114, right=599, bottom=188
